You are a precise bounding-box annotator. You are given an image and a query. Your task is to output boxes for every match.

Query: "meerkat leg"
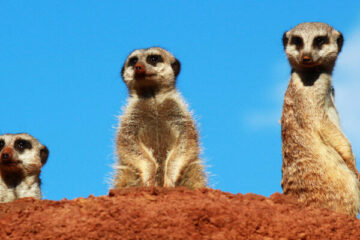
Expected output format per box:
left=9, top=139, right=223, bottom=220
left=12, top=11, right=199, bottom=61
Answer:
left=116, top=136, right=158, bottom=187
left=319, top=120, right=360, bottom=180
left=114, top=166, right=141, bottom=188
left=116, top=151, right=157, bottom=186
left=163, top=147, right=184, bottom=187
left=176, top=161, right=206, bottom=189
left=163, top=137, right=205, bottom=188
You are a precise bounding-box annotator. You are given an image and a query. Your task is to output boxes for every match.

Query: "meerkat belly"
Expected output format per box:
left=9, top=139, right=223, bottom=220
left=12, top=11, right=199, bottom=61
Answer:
left=139, top=118, right=176, bottom=163
left=136, top=99, right=181, bottom=163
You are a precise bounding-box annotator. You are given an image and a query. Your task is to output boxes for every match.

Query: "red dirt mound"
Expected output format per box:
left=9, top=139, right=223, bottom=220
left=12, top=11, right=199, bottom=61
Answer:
left=0, top=187, right=359, bottom=239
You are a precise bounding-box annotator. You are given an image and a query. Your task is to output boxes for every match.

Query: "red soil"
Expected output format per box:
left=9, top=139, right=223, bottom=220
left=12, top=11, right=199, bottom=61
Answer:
left=0, top=187, right=359, bottom=240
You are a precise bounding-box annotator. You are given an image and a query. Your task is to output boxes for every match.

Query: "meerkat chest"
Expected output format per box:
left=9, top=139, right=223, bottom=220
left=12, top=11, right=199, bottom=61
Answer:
left=292, top=79, right=340, bottom=128
left=133, top=98, right=185, bottom=128
left=15, top=181, right=40, bottom=199
left=130, top=98, right=186, bottom=159
left=0, top=184, right=16, bottom=202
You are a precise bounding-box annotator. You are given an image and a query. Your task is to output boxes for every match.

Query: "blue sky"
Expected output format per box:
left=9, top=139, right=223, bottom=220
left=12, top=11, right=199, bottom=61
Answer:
left=1, top=1, right=360, bottom=200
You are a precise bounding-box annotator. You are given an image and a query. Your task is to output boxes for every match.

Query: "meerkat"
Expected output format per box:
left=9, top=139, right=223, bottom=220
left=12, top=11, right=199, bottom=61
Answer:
left=0, top=133, right=49, bottom=202
left=281, top=22, right=360, bottom=217
left=114, top=47, right=206, bottom=189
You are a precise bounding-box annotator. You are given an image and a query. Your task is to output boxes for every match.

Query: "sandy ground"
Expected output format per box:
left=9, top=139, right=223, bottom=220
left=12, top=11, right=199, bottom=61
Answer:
left=0, top=187, right=359, bottom=240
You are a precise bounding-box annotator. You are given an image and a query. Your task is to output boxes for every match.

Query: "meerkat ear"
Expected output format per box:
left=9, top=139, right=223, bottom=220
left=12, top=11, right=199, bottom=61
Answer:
left=282, top=32, right=289, bottom=49
left=121, top=65, right=125, bottom=79
left=171, top=59, right=181, bottom=77
left=40, top=146, right=49, bottom=165
left=336, top=32, right=344, bottom=53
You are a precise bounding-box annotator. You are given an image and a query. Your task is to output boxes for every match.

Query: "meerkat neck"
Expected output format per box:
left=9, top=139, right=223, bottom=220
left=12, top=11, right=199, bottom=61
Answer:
left=291, top=68, right=332, bottom=87
left=132, top=86, right=160, bottom=98
left=0, top=170, right=25, bottom=188
left=132, top=86, right=176, bottom=99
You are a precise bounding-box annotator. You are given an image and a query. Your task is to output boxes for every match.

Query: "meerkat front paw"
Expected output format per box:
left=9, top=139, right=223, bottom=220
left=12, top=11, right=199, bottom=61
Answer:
left=344, top=151, right=356, bottom=163
left=142, top=177, right=155, bottom=187
left=163, top=177, right=175, bottom=187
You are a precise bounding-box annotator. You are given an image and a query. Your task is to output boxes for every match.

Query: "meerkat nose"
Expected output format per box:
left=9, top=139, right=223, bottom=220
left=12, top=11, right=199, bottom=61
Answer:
left=134, top=63, right=146, bottom=74
left=1, top=147, right=13, bottom=161
left=1, top=152, right=10, bottom=160
left=301, top=55, right=312, bottom=63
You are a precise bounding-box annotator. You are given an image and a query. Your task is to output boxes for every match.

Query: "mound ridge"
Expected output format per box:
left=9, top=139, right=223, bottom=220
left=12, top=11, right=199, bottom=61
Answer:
left=0, top=187, right=359, bottom=239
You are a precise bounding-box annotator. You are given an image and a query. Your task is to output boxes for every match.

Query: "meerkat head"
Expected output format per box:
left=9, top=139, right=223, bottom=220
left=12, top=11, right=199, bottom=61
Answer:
left=0, top=133, right=48, bottom=178
left=121, top=47, right=181, bottom=96
left=282, top=22, right=343, bottom=72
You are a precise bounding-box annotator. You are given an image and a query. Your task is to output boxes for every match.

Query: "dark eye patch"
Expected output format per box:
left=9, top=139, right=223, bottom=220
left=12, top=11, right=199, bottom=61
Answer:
left=146, top=54, right=163, bottom=66
left=0, top=139, right=4, bottom=151
left=290, top=36, right=303, bottom=49
left=313, top=36, right=329, bottom=49
left=127, top=57, right=138, bottom=67
left=14, top=139, right=32, bottom=153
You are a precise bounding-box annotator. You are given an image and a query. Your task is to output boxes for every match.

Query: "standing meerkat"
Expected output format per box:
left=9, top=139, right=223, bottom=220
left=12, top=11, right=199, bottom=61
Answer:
left=0, top=133, right=49, bottom=202
left=281, top=22, right=360, bottom=217
left=114, top=47, right=206, bottom=189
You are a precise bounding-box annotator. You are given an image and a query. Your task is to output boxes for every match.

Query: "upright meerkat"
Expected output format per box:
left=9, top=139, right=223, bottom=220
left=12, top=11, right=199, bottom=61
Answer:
left=114, top=47, right=206, bottom=189
left=281, top=22, right=360, bottom=217
left=0, top=133, right=49, bottom=202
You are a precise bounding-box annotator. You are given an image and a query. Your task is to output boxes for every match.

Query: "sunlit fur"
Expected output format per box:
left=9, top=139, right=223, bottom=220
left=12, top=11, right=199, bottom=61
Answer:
left=281, top=22, right=360, bottom=217
left=0, top=133, right=48, bottom=202
left=114, top=47, right=206, bottom=189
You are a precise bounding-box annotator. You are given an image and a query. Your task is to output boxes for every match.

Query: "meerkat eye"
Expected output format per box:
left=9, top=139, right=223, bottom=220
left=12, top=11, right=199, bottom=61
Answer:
left=128, top=57, right=138, bottom=67
left=290, top=36, right=303, bottom=48
left=14, top=139, right=32, bottom=152
left=0, top=139, right=4, bottom=151
left=313, top=36, right=329, bottom=48
left=146, top=55, right=163, bottom=66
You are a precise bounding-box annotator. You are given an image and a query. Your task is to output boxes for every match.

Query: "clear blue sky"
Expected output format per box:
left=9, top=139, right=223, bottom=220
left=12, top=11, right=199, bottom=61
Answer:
left=1, top=1, right=359, bottom=200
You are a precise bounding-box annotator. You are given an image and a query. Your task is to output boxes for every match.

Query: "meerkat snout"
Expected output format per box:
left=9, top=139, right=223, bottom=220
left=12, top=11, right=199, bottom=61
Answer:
left=301, top=55, right=312, bottom=64
left=1, top=147, right=16, bottom=165
left=134, top=63, right=146, bottom=76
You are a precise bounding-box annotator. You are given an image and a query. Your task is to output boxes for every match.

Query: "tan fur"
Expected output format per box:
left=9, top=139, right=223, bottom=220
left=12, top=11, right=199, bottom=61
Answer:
left=0, top=133, right=49, bottom=202
left=281, top=22, right=360, bottom=217
left=114, top=47, right=206, bottom=189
